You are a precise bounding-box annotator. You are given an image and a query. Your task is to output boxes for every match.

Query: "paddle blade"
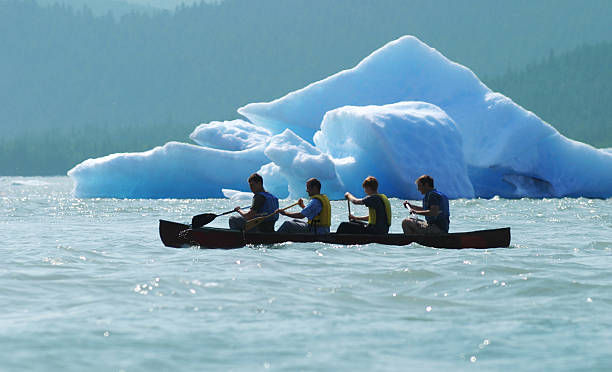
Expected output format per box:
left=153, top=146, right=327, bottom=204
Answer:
left=191, top=213, right=217, bottom=228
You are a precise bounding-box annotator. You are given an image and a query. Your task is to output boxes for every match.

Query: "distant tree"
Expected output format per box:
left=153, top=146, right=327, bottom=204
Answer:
left=1, top=0, right=611, bottom=175
left=485, top=42, right=612, bottom=148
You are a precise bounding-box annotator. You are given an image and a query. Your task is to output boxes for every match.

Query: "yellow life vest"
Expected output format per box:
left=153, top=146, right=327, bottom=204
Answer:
left=368, top=194, right=392, bottom=226
left=308, top=194, right=331, bottom=227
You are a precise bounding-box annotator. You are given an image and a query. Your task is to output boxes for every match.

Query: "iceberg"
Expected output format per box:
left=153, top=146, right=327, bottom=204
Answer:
left=240, top=36, right=612, bottom=199
left=68, top=141, right=269, bottom=198
left=259, top=129, right=346, bottom=199
left=315, top=102, right=474, bottom=200
left=222, top=188, right=254, bottom=203
left=68, top=35, right=612, bottom=199
left=190, top=119, right=271, bottom=151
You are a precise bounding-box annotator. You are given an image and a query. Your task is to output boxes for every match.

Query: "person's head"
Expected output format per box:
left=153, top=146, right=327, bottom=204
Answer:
left=362, top=176, right=378, bottom=195
left=248, top=173, right=264, bottom=193
left=306, top=178, right=321, bottom=196
left=415, top=174, right=434, bottom=195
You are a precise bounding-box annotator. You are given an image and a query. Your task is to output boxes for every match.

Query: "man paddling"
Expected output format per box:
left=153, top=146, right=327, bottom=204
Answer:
left=402, top=175, right=450, bottom=234
left=337, top=176, right=391, bottom=234
left=276, top=178, right=331, bottom=235
left=229, top=173, right=279, bottom=232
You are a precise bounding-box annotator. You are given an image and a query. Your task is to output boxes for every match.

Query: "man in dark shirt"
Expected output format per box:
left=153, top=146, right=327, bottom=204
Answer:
left=337, top=176, right=391, bottom=234
left=402, top=175, right=450, bottom=234
left=229, top=173, right=279, bottom=232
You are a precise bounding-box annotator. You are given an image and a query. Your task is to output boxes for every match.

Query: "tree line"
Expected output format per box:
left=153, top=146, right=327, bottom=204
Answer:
left=1, top=0, right=610, bottom=175
left=485, top=42, right=612, bottom=148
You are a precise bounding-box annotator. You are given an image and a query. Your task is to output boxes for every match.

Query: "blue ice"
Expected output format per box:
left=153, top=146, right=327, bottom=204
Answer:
left=69, top=36, right=612, bottom=199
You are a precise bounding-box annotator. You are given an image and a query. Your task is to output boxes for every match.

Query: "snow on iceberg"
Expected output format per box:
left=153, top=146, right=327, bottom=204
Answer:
left=69, top=35, right=612, bottom=199
left=315, top=102, right=474, bottom=199
left=190, top=119, right=271, bottom=151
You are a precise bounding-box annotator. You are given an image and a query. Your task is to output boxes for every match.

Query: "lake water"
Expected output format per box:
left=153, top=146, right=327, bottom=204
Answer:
left=1, top=176, right=611, bottom=371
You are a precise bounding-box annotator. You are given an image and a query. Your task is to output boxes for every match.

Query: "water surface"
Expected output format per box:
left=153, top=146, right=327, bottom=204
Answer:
left=1, top=177, right=611, bottom=371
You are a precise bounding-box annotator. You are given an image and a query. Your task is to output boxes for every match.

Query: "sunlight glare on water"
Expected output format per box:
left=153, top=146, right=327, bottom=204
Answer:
left=0, top=177, right=611, bottom=371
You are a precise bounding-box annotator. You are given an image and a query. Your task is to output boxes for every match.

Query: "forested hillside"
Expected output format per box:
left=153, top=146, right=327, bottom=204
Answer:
left=485, top=42, right=612, bottom=148
left=34, top=0, right=205, bottom=16
left=1, top=0, right=611, bottom=175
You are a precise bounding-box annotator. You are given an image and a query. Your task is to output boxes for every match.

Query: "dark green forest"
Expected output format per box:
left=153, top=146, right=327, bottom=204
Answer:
left=487, top=43, right=612, bottom=148
left=1, top=0, right=611, bottom=175
left=34, top=0, right=152, bottom=17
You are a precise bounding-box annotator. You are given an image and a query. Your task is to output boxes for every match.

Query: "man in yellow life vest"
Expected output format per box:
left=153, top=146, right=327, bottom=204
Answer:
left=337, top=176, right=392, bottom=234
left=276, top=178, right=332, bottom=234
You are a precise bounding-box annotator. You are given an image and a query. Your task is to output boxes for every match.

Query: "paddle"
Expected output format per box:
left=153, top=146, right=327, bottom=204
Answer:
left=244, top=201, right=301, bottom=232
left=403, top=200, right=422, bottom=222
left=191, top=206, right=249, bottom=228
left=347, top=199, right=352, bottom=221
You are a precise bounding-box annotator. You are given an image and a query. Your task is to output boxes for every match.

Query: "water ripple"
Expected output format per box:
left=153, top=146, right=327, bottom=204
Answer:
left=1, top=177, right=611, bottom=371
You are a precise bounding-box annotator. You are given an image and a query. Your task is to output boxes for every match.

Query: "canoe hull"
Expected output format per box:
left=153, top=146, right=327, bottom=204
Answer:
left=159, top=220, right=511, bottom=249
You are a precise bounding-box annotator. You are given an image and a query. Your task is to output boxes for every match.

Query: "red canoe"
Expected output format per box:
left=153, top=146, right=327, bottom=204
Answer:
left=159, top=220, right=511, bottom=249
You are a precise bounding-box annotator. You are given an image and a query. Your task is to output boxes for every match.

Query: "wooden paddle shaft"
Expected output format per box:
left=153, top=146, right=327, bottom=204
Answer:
left=220, top=205, right=250, bottom=217
left=192, top=205, right=250, bottom=228
left=244, top=201, right=301, bottom=231
left=347, top=199, right=351, bottom=221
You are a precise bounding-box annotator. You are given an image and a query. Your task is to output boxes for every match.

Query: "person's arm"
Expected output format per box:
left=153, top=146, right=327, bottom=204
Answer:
left=403, top=201, right=424, bottom=212
left=345, top=192, right=365, bottom=205
left=347, top=193, right=370, bottom=221
left=411, top=204, right=440, bottom=217
left=278, top=198, right=316, bottom=219
left=235, top=206, right=258, bottom=219
left=236, top=195, right=264, bottom=220
left=405, top=194, right=441, bottom=217
left=349, top=214, right=369, bottom=222
left=280, top=210, right=306, bottom=219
